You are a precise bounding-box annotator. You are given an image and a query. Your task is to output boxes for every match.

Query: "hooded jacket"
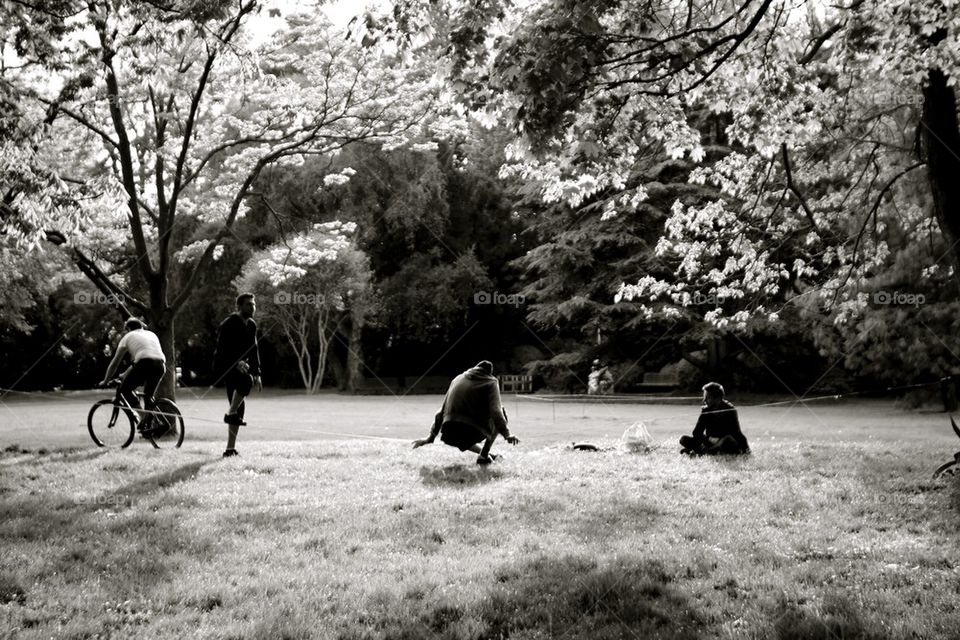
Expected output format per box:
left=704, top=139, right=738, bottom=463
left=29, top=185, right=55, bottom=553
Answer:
left=431, top=365, right=510, bottom=441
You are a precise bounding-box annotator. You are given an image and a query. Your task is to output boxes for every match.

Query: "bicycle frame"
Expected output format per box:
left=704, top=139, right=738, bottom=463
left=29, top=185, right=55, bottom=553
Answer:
left=108, top=384, right=149, bottom=428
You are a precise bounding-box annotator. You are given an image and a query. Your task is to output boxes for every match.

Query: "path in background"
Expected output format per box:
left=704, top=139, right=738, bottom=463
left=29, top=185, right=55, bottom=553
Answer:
left=1, top=388, right=957, bottom=451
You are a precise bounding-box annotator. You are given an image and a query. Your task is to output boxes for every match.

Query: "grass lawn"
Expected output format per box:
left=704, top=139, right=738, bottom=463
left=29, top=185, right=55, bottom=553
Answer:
left=1, top=392, right=959, bottom=639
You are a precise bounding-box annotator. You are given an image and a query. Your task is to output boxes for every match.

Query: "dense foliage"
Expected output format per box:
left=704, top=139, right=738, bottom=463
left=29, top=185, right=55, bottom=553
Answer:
left=4, top=0, right=960, bottom=394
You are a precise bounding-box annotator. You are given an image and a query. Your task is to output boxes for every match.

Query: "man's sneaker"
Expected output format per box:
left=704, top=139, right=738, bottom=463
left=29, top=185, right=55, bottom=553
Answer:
left=223, top=449, right=239, bottom=458
left=477, top=454, right=497, bottom=465
left=145, top=425, right=170, bottom=440
left=224, top=413, right=243, bottom=426
left=138, top=422, right=158, bottom=439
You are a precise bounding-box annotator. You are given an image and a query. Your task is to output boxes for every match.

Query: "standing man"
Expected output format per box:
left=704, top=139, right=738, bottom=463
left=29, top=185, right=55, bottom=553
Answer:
left=680, top=382, right=750, bottom=455
left=412, top=360, right=519, bottom=464
left=100, top=318, right=167, bottom=435
left=214, top=292, right=262, bottom=458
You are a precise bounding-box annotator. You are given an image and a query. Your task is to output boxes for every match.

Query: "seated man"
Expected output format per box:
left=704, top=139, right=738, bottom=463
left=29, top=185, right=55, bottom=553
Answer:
left=680, top=382, right=750, bottom=455
left=412, top=360, right=519, bottom=464
left=588, top=359, right=614, bottom=395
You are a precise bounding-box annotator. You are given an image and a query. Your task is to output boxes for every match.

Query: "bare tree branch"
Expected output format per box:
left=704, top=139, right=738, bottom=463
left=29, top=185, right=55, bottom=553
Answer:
left=798, top=21, right=843, bottom=65
left=780, top=142, right=820, bottom=234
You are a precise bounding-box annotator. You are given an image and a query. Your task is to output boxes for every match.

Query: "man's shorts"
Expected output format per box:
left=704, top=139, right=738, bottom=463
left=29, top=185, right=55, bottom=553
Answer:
left=439, top=421, right=486, bottom=451
left=225, top=369, right=254, bottom=397
left=120, top=358, right=166, bottom=407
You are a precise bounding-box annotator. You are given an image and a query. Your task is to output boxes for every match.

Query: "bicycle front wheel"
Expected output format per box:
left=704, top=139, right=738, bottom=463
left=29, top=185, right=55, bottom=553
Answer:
left=146, top=398, right=185, bottom=449
left=88, top=399, right=136, bottom=448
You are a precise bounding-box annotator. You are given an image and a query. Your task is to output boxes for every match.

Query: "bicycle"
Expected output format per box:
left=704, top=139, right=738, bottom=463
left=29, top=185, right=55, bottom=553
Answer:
left=87, top=379, right=185, bottom=449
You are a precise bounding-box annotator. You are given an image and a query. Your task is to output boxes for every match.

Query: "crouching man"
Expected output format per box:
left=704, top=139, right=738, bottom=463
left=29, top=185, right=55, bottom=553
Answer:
left=412, top=360, right=519, bottom=464
left=680, top=382, right=750, bottom=455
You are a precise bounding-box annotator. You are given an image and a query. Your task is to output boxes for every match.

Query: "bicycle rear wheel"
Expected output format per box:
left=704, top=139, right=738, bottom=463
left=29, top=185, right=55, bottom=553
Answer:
left=146, top=398, right=185, bottom=449
left=88, top=399, right=136, bottom=448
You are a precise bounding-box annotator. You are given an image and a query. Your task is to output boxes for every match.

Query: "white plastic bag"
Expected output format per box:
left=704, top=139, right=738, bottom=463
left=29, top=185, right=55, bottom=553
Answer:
left=621, top=422, right=654, bottom=452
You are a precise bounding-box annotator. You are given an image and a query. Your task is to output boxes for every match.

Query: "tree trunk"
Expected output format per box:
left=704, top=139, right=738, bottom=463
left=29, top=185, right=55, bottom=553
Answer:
left=311, top=308, right=332, bottom=395
left=151, top=310, right=177, bottom=401
left=344, top=310, right=365, bottom=393
left=282, top=318, right=313, bottom=392
left=922, top=68, right=960, bottom=273
left=311, top=341, right=328, bottom=394
left=328, top=351, right=347, bottom=391
left=300, top=328, right=313, bottom=392
left=705, top=335, right=727, bottom=378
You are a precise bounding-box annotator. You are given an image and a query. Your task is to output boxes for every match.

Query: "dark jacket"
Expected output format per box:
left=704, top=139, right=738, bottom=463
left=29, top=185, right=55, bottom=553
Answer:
left=431, top=366, right=510, bottom=441
left=693, top=399, right=749, bottom=452
left=213, top=313, right=260, bottom=377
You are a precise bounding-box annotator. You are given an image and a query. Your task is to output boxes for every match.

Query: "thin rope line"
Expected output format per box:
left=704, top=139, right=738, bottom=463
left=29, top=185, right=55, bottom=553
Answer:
left=517, top=379, right=948, bottom=424
left=2, top=379, right=952, bottom=444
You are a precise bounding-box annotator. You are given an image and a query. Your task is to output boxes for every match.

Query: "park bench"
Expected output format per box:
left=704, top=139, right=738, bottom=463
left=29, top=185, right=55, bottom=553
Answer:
left=355, top=375, right=451, bottom=395
left=500, top=374, right=533, bottom=394
left=641, top=372, right=679, bottom=390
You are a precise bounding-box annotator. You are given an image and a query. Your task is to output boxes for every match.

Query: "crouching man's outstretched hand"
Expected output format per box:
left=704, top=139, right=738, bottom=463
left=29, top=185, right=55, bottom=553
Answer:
left=506, top=435, right=520, bottom=446
left=412, top=438, right=433, bottom=449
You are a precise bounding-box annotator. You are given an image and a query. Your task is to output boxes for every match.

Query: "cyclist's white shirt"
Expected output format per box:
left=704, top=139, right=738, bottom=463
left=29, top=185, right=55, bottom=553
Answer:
left=118, top=329, right=166, bottom=363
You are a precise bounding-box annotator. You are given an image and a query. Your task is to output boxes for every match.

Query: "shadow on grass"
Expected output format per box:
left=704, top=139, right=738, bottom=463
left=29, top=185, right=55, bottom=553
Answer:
left=769, top=592, right=894, bottom=640
left=104, top=459, right=211, bottom=506
left=0, top=447, right=110, bottom=467
left=0, top=458, right=216, bottom=537
left=480, top=555, right=703, bottom=640
left=419, top=464, right=504, bottom=487
left=56, top=448, right=113, bottom=464
left=0, top=458, right=219, bottom=606
left=332, top=554, right=704, bottom=640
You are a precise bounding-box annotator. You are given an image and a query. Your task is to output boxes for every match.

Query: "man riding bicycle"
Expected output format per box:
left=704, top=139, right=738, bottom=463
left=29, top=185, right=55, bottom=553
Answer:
left=100, top=317, right=167, bottom=435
